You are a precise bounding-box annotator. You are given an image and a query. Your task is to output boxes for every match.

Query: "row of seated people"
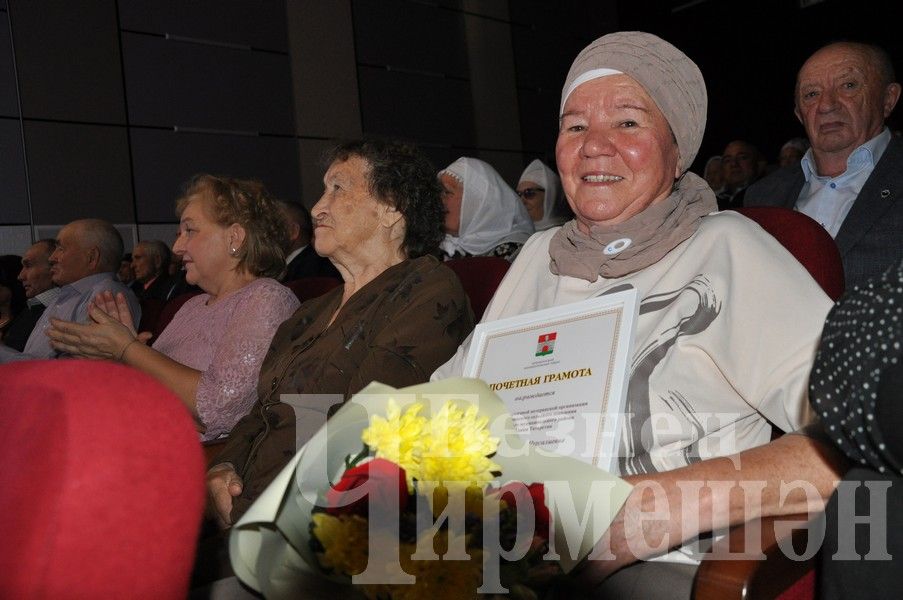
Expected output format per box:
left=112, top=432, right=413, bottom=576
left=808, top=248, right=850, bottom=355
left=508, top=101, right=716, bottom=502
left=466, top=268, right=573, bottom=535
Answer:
left=1, top=169, right=508, bottom=445
left=0, top=151, right=883, bottom=600
left=3, top=256, right=897, bottom=599
left=3, top=30, right=902, bottom=599
left=139, top=259, right=505, bottom=353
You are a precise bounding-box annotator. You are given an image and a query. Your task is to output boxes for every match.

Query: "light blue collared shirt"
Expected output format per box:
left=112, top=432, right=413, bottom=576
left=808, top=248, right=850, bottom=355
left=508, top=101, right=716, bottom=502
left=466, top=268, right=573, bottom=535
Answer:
left=0, top=272, right=141, bottom=363
left=795, top=128, right=892, bottom=238
left=27, top=286, right=60, bottom=309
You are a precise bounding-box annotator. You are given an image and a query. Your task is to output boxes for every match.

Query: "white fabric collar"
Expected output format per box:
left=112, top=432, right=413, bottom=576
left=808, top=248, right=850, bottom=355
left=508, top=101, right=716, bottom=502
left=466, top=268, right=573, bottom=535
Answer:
left=285, top=244, right=307, bottom=265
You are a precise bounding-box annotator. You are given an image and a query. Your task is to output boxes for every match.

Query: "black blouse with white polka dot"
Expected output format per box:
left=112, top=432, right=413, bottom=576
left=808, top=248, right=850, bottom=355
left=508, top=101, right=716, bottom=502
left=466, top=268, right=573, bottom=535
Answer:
left=810, top=257, right=903, bottom=476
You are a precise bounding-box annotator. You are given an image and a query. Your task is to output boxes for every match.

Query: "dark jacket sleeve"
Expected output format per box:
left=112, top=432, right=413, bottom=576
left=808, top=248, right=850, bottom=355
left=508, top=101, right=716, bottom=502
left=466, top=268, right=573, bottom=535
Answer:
left=744, top=165, right=804, bottom=208
left=208, top=400, right=267, bottom=470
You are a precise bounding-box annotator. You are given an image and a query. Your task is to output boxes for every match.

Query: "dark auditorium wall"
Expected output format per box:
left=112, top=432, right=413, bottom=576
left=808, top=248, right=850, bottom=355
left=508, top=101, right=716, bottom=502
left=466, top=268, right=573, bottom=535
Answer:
left=3, top=0, right=901, bottom=257
left=0, top=0, right=299, bottom=254
left=617, top=0, right=903, bottom=176
left=0, top=0, right=616, bottom=256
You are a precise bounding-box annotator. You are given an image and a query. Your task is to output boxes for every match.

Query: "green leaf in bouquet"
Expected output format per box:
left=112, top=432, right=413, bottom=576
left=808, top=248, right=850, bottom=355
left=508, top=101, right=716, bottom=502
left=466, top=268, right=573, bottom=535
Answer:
left=345, top=444, right=371, bottom=470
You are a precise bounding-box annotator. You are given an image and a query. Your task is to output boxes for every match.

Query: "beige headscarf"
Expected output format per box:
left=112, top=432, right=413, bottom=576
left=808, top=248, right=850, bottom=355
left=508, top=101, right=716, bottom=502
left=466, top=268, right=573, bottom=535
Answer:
left=549, top=31, right=717, bottom=281
left=560, top=31, right=707, bottom=173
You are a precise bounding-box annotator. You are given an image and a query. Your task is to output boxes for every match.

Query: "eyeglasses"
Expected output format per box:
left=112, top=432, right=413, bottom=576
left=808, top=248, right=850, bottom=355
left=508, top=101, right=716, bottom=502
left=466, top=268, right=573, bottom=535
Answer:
left=516, top=187, right=544, bottom=199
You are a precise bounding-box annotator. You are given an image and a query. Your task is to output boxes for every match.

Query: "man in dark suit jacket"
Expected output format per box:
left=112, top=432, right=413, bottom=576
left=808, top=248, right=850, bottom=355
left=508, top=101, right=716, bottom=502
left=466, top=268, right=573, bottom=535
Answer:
left=717, top=139, right=766, bottom=210
left=745, top=41, right=903, bottom=290
left=130, top=240, right=174, bottom=301
left=277, top=200, right=340, bottom=282
left=2, top=239, right=58, bottom=351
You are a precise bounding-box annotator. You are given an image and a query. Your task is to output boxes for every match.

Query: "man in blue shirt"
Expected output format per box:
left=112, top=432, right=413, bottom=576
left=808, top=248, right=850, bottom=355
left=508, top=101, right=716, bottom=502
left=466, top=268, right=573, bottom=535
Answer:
left=0, top=219, right=141, bottom=363
left=746, top=41, right=903, bottom=290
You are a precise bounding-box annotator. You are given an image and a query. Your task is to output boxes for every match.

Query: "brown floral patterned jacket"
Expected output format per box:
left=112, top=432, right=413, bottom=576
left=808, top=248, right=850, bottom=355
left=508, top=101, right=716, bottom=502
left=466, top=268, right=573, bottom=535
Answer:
left=214, top=255, right=475, bottom=521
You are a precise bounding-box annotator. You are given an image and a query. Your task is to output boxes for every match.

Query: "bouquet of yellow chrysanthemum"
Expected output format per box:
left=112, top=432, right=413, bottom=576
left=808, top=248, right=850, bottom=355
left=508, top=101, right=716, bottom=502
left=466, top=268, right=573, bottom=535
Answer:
left=309, top=399, right=568, bottom=600
left=228, top=379, right=633, bottom=600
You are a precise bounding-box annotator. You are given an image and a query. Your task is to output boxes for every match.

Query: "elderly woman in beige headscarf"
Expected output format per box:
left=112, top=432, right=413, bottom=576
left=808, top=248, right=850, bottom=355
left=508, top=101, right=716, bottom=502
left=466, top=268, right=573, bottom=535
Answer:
left=435, top=31, right=845, bottom=597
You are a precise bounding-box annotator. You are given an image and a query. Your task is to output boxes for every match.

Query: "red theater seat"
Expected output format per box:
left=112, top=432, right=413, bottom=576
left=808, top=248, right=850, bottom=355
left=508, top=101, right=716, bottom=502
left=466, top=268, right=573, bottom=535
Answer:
left=694, top=206, right=844, bottom=600
left=444, top=256, right=511, bottom=321
left=0, top=360, right=205, bottom=599
left=152, top=289, right=203, bottom=341
left=285, top=276, right=342, bottom=303
left=732, top=206, right=845, bottom=300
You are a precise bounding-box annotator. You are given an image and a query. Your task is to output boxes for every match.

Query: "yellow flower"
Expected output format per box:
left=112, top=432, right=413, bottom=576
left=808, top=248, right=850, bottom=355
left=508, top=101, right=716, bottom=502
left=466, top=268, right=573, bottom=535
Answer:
left=417, top=402, right=500, bottom=490
left=362, top=399, right=500, bottom=492
left=362, top=533, right=484, bottom=600
left=362, top=400, right=426, bottom=489
left=311, top=513, right=370, bottom=576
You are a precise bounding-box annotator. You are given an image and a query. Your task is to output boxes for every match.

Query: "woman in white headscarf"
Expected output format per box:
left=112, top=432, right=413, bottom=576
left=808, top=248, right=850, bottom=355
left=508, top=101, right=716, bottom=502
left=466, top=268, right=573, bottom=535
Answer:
left=438, top=157, right=535, bottom=261
left=516, top=159, right=571, bottom=231
left=434, top=31, right=844, bottom=597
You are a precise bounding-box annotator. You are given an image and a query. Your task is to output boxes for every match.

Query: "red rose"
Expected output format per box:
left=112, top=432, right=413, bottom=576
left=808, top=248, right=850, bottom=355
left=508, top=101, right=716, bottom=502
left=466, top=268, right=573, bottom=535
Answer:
left=494, top=482, right=550, bottom=539
left=326, top=458, right=409, bottom=516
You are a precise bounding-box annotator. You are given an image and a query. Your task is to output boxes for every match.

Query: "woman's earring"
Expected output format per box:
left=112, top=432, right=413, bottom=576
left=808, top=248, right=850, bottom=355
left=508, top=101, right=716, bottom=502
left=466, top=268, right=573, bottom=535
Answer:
left=230, top=246, right=238, bottom=256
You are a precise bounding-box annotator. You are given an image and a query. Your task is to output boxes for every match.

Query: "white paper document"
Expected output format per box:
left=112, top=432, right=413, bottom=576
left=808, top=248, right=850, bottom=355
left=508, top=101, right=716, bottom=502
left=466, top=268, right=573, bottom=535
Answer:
left=463, top=289, right=638, bottom=473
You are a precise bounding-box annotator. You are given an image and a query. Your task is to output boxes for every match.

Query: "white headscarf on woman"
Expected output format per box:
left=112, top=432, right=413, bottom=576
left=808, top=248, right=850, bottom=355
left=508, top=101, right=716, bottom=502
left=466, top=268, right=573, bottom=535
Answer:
left=439, top=157, right=535, bottom=257
left=518, top=159, right=568, bottom=231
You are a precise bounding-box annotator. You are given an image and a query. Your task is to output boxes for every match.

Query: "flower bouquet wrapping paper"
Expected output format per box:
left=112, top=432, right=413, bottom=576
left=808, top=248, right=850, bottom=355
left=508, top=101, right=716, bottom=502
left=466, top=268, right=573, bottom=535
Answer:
left=229, top=377, right=632, bottom=598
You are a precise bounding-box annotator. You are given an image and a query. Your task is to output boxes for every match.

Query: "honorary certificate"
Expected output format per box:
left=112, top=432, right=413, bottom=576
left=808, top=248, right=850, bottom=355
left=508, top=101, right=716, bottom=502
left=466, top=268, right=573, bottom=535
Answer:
left=463, top=288, right=637, bottom=473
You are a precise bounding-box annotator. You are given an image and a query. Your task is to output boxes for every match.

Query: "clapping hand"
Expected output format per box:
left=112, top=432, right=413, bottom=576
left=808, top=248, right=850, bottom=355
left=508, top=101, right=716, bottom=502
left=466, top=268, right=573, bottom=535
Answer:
left=48, top=291, right=148, bottom=360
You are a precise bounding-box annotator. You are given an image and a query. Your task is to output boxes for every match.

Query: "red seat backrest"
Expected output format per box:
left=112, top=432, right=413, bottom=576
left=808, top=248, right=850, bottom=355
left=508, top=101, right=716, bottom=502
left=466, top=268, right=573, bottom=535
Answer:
left=285, top=276, right=342, bottom=303
left=152, top=289, right=203, bottom=340
left=444, top=256, right=511, bottom=321
left=732, top=206, right=845, bottom=301
left=137, top=298, right=166, bottom=335
left=0, top=360, right=205, bottom=598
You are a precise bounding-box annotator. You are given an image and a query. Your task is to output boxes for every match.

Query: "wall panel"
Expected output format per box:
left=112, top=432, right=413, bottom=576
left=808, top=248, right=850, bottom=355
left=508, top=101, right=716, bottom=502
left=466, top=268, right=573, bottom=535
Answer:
left=463, top=9, right=521, bottom=150
left=460, top=0, right=510, bottom=20
left=358, top=66, right=474, bottom=147
left=419, top=146, right=463, bottom=177
left=473, top=149, right=527, bottom=190
left=8, top=0, right=125, bottom=123
left=509, top=0, right=618, bottom=160
left=130, top=129, right=300, bottom=222
left=353, top=0, right=468, bottom=78
left=0, top=14, right=18, bottom=117
left=118, top=0, right=288, bottom=53
left=517, top=88, right=558, bottom=159
left=287, top=0, right=360, bottom=139
left=0, top=225, right=31, bottom=255
left=297, top=138, right=336, bottom=209
left=24, top=121, right=134, bottom=224
left=0, top=117, right=27, bottom=222
left=1, top=1, right=616, bottom=241
left=122, top=33, right=293, bottom=134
